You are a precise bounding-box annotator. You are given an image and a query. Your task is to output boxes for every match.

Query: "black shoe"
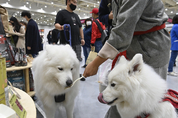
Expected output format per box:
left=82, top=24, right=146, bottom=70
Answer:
left=82, top=65, right=87, bottom=68
left=174, top=62, right=176, bottom=67
left=80, top=77, right=85, bottom=81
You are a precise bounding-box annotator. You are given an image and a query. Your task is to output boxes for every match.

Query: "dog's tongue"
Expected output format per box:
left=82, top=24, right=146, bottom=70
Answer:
left=98, top=93, right=108, bottom=104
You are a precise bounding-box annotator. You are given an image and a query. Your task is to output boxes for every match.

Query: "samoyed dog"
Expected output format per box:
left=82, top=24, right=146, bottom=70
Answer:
left=98, top=54, right=177, bottom=118
left=32, top=44, right=80, bottom=118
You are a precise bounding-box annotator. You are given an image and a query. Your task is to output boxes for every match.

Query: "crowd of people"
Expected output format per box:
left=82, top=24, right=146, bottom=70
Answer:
left=4, top=0, right=178, bottom=117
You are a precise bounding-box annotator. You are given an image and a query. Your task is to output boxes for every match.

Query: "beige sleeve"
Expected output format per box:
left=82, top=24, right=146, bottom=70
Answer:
left=98, top=42, right=119, bottom=60
left=14, top=27, right=25, bottom=37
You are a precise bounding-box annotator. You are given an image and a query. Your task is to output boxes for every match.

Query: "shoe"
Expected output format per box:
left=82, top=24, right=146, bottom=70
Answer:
left=80, top=77, right=85, bottom=81
left=82, top=65, right=87, bottom=68
left=174, top=63, right=176, bottom=67
left=167, top=72, right=178, bottom=76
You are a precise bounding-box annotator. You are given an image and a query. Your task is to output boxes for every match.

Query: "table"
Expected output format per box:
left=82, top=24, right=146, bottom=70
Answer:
left=9, top=87, right=36, bottom=118
left=6, top=63, right=35, bottom=96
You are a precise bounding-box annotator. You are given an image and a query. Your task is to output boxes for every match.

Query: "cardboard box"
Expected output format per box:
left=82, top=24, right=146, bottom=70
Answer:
left=7, top=70, right=25, bottom=91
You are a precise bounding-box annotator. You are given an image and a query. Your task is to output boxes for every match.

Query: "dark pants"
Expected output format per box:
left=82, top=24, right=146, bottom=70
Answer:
left=72, top=44, right=82, bottom=61
left=82, top=46, right=91, bottom=64
left=168, top=50, right=178, bottom=72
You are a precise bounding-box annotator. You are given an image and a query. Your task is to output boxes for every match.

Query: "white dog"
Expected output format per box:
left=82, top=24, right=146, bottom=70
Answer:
left=98, top=54, right=177, bottom=118
left=32, top=44, right=80, bottom=118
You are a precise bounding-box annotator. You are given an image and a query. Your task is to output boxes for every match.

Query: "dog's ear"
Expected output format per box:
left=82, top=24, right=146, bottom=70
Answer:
left=129, top=54, right=143, bottom=75
left=45, top=45, right=52, bottom=60
left=119, top=55, right=127, bottom=64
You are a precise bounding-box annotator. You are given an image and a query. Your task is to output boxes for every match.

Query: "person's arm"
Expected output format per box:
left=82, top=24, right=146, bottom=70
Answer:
left=99, top=0, right=111, bottom=26
left=80, top=27, right=85, bottom=46
left=83, top=55, right=107, bottom=77
left=55, top=23, right=63, bottom=30
left=13, top=27, right=25, bottom=37
left=90, top=22, right=97, bottom=46
left=83, top=0, right=148, bottom=78
left=26, top=24, right=34, bottom=50
left=54, top=11, right=64, bottom=30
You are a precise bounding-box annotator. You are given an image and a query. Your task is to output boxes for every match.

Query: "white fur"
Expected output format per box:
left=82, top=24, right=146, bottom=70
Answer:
left=32, top=44, right=80, bottom=118
left=101, top=54, right=177, bottom=118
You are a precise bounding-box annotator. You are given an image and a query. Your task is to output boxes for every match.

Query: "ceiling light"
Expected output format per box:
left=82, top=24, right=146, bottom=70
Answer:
left=171, top=11, right=173, bottom=13
left=8, top=0, right=10, bottom=1
left=45, top=6, right=47, bottom=8
left=87, top=5, right=89, bottom=7
left=97, top=1, right=100, bottom=4
left=165, top=9, right=168, bottom=11
left=176, top=2, right=178, bottom=4
left=44, top=15, right=46, bottom=17
left=51, top=2, right=53, bottom=4
left=26, top=2, right=29, bottom=4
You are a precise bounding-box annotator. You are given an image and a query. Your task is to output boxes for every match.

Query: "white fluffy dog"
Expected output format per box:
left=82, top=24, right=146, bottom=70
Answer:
left=32, top=44, right=80, bottom=118
left=98, top=54, right=177, bottom=118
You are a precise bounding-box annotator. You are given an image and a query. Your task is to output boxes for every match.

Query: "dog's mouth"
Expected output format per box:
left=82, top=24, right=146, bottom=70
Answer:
left=98, top=93, right=118, bottom=105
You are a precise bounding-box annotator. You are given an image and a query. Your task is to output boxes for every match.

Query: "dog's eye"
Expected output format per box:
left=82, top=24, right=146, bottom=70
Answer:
left=71, top=68, right=73, bottom=71
left=111, top=83, right=115, bottom=87
left=58, top=68, right=63, bottom=71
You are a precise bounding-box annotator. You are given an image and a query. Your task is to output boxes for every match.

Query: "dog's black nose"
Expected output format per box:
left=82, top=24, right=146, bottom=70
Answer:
left=66, top=79, right=73, bottom=86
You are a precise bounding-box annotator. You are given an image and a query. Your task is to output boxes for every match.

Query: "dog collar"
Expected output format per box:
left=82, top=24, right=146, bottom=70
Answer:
left=54, top=94, right=65, bottom=103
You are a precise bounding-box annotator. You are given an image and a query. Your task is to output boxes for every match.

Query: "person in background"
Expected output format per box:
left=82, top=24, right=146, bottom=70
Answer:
left=82, top=18, right=92, bottom=68
left=55, top=0, right=85, bottom=79
left=52, top=28, right=60, bottom=44
left=83, top=0, right=171, bottom=118
left=90, top=8, right=106, bottom=53
left=47, top=30, right=53, bottom=44
left=21, top=11, right=43, bottom=58
left=167, top=15, right=178, bottom=76
left=99, top=0, right=113, bottom=35
left=55, top=0, right=85, bottom=60
left=19, top=21, right=27, bottom=31
left=9, top=17, right=25, bottom=50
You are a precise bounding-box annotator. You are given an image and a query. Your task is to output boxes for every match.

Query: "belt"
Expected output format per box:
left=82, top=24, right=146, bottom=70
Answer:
left=134, top=23, right=165, bottom=35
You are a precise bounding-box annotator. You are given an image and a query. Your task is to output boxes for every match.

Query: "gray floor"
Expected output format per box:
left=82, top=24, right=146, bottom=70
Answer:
left=35, top=53, right=178, bottom=118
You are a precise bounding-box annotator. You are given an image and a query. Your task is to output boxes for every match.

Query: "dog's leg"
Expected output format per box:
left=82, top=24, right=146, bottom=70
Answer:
left=64, top=100, right=75, bottom=118
left=43, top=105, right=55, bottom=118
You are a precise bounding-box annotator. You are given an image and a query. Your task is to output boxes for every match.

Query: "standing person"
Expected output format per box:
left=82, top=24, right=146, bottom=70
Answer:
left=83, top=0, right=171, bottom=118
left=52, top=28, right=60, bottom=44
left=90, top=8, right=106, bottom=53
left=82, top=18, right=92, bottom=68
left=55, top=0, right=85, bottom=61
left=9, top=17, right=25, bottom=50
left=99, top=0, right=113, bottom=35
left=47, top=30, right=52, bottom=44
left=21, top=11, right=43, bottom=58
left=167, top=15, right=178, bottom=76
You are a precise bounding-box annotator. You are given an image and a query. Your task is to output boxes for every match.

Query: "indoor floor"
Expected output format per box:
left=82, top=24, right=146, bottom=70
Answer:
left=34, top=52, right=178, bottom=118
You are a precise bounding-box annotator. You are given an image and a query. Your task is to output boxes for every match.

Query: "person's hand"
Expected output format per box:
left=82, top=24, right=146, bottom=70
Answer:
left=83, top=60, right=99, bottom=78
left=27, top=46, right=31, bottom=50
left=81, top=39, right=85, bottom=46
left=83, top=56, right=107, bottom=78
left=59, top=25, right=64, bottom=30
left=109, top=11, right=113, bottom=20
left=91, top=45, right=95, bottom=51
